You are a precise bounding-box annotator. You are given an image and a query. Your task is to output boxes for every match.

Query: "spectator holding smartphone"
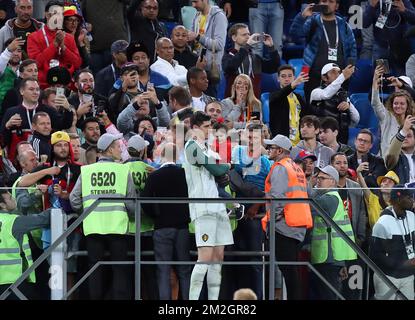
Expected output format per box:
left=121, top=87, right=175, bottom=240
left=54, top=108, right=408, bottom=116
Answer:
left=385, top=114, right=415, bottom=184
left=222, top=23, right=280, bottom=98
left=289, top=0, right=357, bottom=103
left=363, top=0, right=415, bottom=75
left=372, top=64, right=415, bottom=157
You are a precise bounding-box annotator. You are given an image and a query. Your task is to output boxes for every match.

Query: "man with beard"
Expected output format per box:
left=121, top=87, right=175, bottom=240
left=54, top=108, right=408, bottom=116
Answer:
left=80, top=117, right=101, bottom=153
left=120, top=41, right=171, bottom=115
left=0, top=37, right=25, bottom=107
left=0, top=0, right=43, bottom=54
left=127, top=0, right=168, bottom=63
left=108, top=62, right=141, bottom=124
left=68, top=69, right=108, bottom=127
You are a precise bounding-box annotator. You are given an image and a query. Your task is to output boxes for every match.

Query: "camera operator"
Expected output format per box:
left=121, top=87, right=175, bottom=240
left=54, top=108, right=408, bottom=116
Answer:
left=309, top=63, right=360, bottom=144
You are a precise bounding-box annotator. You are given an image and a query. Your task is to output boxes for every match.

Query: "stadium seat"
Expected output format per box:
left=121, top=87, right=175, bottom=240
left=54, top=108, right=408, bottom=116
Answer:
left=348, top=59, right=373, bottom=94
left=261, top=92, right=270, bottom=125
left=163, top=21, right=178, bottom=38
left=288, top=58, right=304, bottom=90
left=261, top=73, right=279, bottom=94
left=349, top=93, right=379, bottom=130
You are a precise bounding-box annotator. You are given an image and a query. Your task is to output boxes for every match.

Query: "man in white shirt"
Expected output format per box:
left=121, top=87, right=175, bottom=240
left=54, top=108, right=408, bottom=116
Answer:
left=309, top=63, right=360, bottom=144
left=150, top=37, right=188, bottom=86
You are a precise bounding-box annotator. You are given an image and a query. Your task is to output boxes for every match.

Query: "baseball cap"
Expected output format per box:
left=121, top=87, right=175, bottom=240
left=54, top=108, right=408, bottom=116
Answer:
left=295, top=150, right=317, bottom=162
left=47, top=66, right=71, bottom=86
left=316, top=165, right=339, bottom=184
left=111, top=40, right=129, bottom=55
left=126, top=42, right=150, bottom=61
left=120, top=62, right=139, bottom=75
left=398, top=76, right=413, bottom=89
left=97, top=133, right=123, bottom=152
left=390, top=185, right=414, bottom=201
left=128, top=134, right=149, bottom=152
left=321, top=63, right=341, bottom=76
left=51, top=131, right=70, bottom=145
left=377, top=170, right=400, bottom=186
left=264, top=134, right=292, bottom=151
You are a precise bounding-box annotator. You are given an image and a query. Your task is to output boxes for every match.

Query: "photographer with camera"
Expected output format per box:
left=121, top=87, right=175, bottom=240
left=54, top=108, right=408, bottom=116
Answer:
left=309, top=63, right=360, bottom=144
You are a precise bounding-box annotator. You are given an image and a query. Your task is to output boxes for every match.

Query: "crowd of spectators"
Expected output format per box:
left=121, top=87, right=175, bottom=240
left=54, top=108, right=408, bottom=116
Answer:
left=0, top=0, right=414, bottom=301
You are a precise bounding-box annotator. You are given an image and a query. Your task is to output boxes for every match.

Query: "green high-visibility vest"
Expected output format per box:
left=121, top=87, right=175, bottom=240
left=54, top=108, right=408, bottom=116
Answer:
left=126, top=161, right=154, bottom=233
left=0, top=213, right=35, bottom=285
left=81, top=162, right=129, bottom=236
left=188, top=185, right=237, bottom=233
left=311, top=191, right=357, bottom=264
left=11, top=177, right=43, bottom=249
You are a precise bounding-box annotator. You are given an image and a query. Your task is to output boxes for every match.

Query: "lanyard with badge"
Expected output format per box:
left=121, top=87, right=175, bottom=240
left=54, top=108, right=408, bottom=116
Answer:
left=375, top=0, right=393, bottom=29
left=391, top=208, right=415, bottom=259
left=320, top=16, right=339, bottom=62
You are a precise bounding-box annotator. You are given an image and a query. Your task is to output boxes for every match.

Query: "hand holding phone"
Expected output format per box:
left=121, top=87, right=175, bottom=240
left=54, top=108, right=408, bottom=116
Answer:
left=56, top=87, right=65, bottom=97
left=312, top=4, right=328, bottom=13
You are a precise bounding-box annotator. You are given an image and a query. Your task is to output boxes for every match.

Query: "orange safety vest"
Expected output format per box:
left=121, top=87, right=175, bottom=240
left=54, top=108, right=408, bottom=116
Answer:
left=262, top=157, right=313, bottom=232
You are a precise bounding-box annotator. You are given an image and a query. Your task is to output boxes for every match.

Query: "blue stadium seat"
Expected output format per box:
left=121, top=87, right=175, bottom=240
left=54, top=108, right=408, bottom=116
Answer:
left=261, top=73, right=279, bottom=94
left=348, top=59, right=373, bottom=94
left=349, top=93, right=379, bottom=130
left=218, top=72, right=226, bottom=100
left=163, top=21, right=178, bottom=38
left=288, top=58, right=304, bottom=90
left=261, top=92, right=270, bottom=125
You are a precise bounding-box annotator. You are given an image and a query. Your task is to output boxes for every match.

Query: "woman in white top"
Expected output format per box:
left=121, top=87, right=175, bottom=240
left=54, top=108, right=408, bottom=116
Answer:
left=372, top=65, right=415, bottom=158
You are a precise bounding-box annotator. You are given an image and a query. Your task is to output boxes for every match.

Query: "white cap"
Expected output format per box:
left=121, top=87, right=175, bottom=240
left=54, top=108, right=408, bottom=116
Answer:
left=398, top=76, right=413, bottom=88
left=127, top=134, right=149, bottom=152
left=97, top=133, right=123, bottom=152
left=264, top=134, right=292, bottom=151
left=321, top=63, right=341, bottom=76
left=317, top=165, right=339, bottom=184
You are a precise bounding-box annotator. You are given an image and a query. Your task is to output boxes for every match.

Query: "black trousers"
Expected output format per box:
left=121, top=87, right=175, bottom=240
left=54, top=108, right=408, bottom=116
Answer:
left=275, top=232, right=302, bottom=300
left=86, top=234, right=131, bottom=300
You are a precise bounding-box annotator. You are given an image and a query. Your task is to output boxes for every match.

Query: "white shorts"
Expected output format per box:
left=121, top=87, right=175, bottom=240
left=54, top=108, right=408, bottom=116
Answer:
left=194, top=213, right=234, bottom=247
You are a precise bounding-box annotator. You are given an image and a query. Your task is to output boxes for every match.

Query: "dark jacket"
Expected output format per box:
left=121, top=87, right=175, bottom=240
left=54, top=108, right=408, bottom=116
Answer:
left=0, top=104, right=73, bottom=161
left=127, top=0, right=168, bottom=63
left=95, top=63, right=121, bottom=98
left=29, top=131, right=51, bottom=162
left=348, top=151, right=387, bottom=188
left=141, top=164, right=190, bottom=229
left=222, top=46, right=280, bottom=98
left=385, top=130, right=414, bottom=184
left=1, top=77, right=22, bottom=116
left=174, top=47, right=198, bottom=70
left=370, top=208, right=415, bottom=278
left=269, top=85, right=306, bottom=139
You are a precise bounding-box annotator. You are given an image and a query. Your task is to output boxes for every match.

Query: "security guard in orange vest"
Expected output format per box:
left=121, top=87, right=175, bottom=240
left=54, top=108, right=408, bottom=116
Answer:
left=263, top=134, right=313, bottom=300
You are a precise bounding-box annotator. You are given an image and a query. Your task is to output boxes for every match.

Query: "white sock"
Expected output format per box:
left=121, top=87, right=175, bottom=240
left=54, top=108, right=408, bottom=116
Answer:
left=189, top=262, right=208, bottom=300
left=207, top=263, right=222, bottom=300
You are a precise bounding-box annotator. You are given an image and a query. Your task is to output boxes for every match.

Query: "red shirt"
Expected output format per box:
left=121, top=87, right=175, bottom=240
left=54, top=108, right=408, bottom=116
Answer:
left=27, top=26, right=81, bottom=89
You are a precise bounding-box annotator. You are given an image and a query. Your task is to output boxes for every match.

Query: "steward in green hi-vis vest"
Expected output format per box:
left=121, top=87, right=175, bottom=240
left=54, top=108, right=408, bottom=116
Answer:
left=126, top=161, right=154, bottom=233
left=81, top=162, right=129, bottom=236
left=0, top=213, right=35, bottom=285
left=311, top=191, right=357, bottom=264
left=11, top=177, right=43, bottom=249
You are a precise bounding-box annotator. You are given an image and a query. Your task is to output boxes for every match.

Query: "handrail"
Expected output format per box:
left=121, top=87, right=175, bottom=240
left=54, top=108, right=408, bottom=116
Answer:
left=0, top=197, right=405, bottom=300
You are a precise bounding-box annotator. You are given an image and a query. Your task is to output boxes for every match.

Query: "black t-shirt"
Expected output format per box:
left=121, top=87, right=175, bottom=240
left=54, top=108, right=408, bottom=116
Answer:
left=12, top=21, right=37, bottom=55
left=310, top=19, right=344, bottom=78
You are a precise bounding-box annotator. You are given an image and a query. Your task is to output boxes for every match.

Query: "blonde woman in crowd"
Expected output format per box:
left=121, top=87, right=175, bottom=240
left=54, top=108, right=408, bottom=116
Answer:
left=221, top=74, right=262, bottom=129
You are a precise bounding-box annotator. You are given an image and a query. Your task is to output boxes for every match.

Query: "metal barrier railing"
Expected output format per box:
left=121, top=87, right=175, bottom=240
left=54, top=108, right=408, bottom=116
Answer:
left=0, top=197, right=407, bottom=300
